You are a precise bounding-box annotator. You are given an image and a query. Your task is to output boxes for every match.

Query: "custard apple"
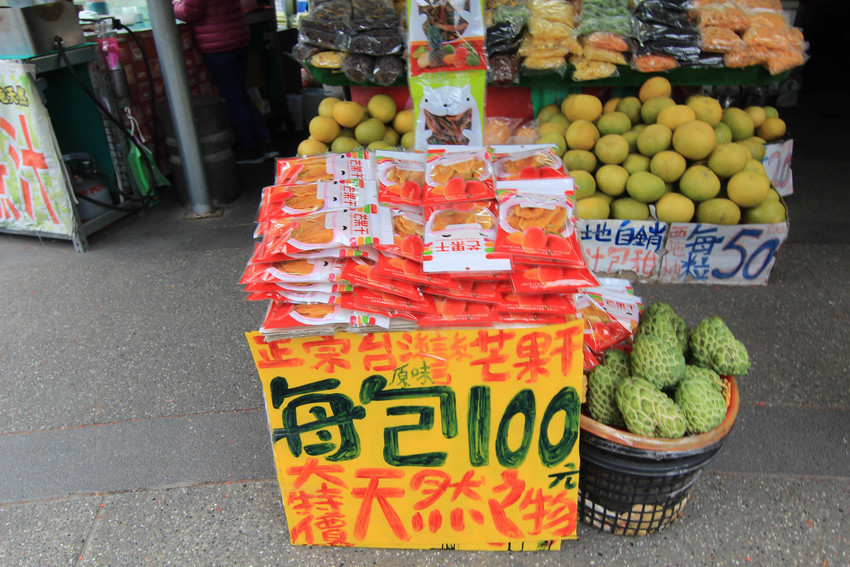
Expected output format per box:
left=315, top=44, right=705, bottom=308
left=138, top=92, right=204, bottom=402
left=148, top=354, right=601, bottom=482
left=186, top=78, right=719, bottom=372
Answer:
left=689, top=315, right=750, bottom=376
left=587, top=363, right=626, bottom=427
left=675, top=374, right=727, bottom=434
left=629, top=333, right=687, bottom=390
left=615, top=376, right=687, bottom=439
left=602, top=348, right=631, bottom=379
left=683, top=364, right=724, bottom=393
left=636, top=302, right=690, bottom=356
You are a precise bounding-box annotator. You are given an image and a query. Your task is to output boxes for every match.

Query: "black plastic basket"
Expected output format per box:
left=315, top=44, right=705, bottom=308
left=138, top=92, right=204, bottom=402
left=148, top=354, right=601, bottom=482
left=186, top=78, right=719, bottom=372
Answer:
left=578, top=376, right=739, bottom=536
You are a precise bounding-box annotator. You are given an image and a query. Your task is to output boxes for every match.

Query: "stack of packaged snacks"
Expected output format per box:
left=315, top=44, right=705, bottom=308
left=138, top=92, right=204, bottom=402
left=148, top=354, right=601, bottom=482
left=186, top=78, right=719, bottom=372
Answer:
left=485, top=0, right=530, bottom=86
left=632, top=0, right=708, bottom=71
left=571, top=0, right=633, bottom=79
left=244, top=148, right=644, bottom=350
left=518, top=0, right=580, bottom=77
left=293, top=0, right=407, bottom=86
left=689, top=0, right=808, bottom=75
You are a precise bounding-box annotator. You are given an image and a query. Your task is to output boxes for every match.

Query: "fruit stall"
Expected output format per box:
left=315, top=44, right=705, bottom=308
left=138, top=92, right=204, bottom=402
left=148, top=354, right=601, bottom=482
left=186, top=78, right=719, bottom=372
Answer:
left=243, top=0, right=795, bottom=550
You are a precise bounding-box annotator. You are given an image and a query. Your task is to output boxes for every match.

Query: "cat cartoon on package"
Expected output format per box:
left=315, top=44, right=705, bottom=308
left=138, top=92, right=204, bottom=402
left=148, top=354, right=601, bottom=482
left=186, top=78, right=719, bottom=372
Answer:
left=415, top=83, right=483, bottom=149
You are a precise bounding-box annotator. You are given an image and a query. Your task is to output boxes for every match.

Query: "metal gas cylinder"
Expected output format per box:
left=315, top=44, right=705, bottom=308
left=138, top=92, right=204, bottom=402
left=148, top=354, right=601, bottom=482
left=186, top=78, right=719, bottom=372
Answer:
left=72, top=174, right=113, bottom=222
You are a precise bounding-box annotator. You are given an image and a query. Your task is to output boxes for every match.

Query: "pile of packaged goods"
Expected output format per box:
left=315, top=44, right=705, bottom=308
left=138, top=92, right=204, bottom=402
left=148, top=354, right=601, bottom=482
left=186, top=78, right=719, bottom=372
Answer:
left=291, top=0, right=806, bottom=84
left=483, top=75, right=789, bottom=225
left=240, top=143, right=650, bottom=350
left=485, top=0, right=530, bottom=85
left=514, top=0, right=807, bottom=78
left=690, top=0, right=808, bottom=75
left=291, top=0, right=407, bottom=85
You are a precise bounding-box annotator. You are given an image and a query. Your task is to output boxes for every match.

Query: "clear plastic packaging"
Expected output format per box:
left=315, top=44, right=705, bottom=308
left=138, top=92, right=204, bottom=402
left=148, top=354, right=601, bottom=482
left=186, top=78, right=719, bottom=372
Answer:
left=371, top=55, right=405, bottom=86
left=488, top=53, right=521, bottom=86
left=571, top=59, right=619, bottom=81
left=341, top=53, right=375, bottom=83
left=632, top=53, right=679, bottom=72
left=348, top=27, right=405, bottom=56
left=528, top=0, right=576, bottom=27
left=486, top=20, right=526, bottom=55
left=700, top=25, right=746, bottom=52
left=521, top=55, right=569, bottom=76
left=691, top=2, right=751, bottom=32
left=723, top=45, right=770, bottom=67
left=308, top=51, right=345, bottom=69
left=763, top=48, right=807, bottom=75
left=581, top=31, right=631, bottom=52
left=577, top=45, right=627, bottom=65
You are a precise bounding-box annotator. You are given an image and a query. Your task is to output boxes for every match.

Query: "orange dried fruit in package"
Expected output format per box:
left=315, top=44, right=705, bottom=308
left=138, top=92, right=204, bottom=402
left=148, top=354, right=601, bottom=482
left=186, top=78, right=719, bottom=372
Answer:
left=700, top=25, right=746, bottom=53
left=693, top=3, right=750, bottom=32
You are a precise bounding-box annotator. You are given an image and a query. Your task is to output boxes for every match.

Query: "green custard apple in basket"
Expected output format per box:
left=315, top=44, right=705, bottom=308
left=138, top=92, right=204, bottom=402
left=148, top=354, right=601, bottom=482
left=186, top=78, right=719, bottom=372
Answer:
left=584, top=302, right=750, bottom=441
left=579, top=301, right=749, bottom=536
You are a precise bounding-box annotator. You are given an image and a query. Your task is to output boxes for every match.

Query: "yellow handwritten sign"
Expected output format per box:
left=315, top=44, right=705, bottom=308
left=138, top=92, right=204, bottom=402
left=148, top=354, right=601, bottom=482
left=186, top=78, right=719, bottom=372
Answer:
left=247, top=320, right=584, bottom=551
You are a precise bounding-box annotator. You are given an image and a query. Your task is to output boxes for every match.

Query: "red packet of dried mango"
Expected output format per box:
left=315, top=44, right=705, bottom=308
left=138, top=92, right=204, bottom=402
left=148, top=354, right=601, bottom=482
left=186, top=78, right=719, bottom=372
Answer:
left=422, top=146, right=495, bottom=206
left=258, top=180, right=376, bottom=223
left=275, top=151, right=373, bottom=186
left=260, top=300, right=353, bottom=337
left=373, top=205, right=425, bottom=262
left=422, top=279, right=503, bottom=304
left=375, top=150, right=426, bottom=206
left=422, top=200, right=512, bottom=274
left=417, top=295, right=500, bottom=327
left=510, top=263, right=599, bottom=294
left=339, top=256, right=424, bottom=302
left=574, top=291, right=632, bottom=353
left=341, top=286, right=435, bottom=316
left=495, top=178, right=585, bottom=267
left=490, top=145, right=567, bottom=181
left=261, top=206, right=392, bottom=256
left=245, top=285, right=341, bottom=303
left=373, top=254, right=462, bottom=290
left=498, top=292, right=578, bottom=316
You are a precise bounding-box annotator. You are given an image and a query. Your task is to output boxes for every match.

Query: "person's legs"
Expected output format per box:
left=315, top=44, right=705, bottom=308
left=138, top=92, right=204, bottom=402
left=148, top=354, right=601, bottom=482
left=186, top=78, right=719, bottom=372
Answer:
left=203, top=48, right=272, bottom=161
left=230, top=47, right=273, bottom=149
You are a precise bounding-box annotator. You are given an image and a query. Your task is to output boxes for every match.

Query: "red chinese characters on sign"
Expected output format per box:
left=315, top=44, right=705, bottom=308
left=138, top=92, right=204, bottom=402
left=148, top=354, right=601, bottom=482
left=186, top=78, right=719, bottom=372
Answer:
left=287, top=458, right=353, bottom=546
left=284, top=465, right=577, bottom=546
left=1, top=114, right=57, bottom=225
left=250, top=334, right=305, bottom=369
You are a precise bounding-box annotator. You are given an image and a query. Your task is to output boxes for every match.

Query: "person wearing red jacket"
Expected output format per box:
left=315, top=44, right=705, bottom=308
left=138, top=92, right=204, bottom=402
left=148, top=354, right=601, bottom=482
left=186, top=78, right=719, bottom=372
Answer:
left=173, top=0, right=278, bottom=165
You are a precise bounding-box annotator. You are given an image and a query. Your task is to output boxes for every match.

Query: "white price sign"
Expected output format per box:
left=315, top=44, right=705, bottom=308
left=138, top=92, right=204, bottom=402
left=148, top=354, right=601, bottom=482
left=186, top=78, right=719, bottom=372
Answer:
left=578, top=219, right=667, bottom=280
left=659, top=222, right=789, bottom=285
left=763, top=140, right=793, bottom=196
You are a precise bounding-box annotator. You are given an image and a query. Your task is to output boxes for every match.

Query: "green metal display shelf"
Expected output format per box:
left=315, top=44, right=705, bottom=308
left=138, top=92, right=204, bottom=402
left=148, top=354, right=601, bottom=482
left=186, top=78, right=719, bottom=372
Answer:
left=304, top=62, right=790, bottom=90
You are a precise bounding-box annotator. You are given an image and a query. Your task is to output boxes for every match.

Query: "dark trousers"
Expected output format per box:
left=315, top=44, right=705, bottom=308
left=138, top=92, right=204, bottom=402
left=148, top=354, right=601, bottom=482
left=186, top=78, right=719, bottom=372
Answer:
left=203, top=46, right=270, bottom=152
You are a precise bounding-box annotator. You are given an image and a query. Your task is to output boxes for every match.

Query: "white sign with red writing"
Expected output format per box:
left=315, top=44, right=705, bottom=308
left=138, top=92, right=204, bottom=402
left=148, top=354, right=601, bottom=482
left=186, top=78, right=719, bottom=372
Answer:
left=763, top=140, right=793, bottom=197
left=1, top=60, right=80, bottom=236
left=659, top=221, right=789, bottom=285
left=577, top=219, right=667, bottom=281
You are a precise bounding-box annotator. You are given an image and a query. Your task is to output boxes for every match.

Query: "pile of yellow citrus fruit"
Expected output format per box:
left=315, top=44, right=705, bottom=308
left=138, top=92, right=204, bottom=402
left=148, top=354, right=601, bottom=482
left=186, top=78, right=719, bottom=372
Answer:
left=533, top=76, right=788, bottom=225
left=297, top=94, right=415, bottom=156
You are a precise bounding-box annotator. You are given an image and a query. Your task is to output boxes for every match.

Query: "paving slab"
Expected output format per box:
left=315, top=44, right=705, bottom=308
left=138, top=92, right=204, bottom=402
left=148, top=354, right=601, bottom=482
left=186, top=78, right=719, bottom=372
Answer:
left=0, top=495, right=100, bottom=566
left=0, top=410, right=275, bottom=503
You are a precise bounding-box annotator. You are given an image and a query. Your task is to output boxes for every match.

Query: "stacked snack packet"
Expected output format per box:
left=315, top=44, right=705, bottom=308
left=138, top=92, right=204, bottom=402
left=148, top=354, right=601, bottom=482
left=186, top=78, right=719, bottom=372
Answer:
left=241, top=147, right=642, bottom=352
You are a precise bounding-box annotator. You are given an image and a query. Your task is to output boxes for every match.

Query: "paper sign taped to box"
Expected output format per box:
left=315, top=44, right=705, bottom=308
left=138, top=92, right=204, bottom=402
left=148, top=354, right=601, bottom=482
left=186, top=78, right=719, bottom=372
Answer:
left=658, top=222, right=789, bottom=285
left=577, top=219, right=667, bottom=281
left=762, top=140, right=793, bottom=197
left=246, top=320, right=584, bottom=551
